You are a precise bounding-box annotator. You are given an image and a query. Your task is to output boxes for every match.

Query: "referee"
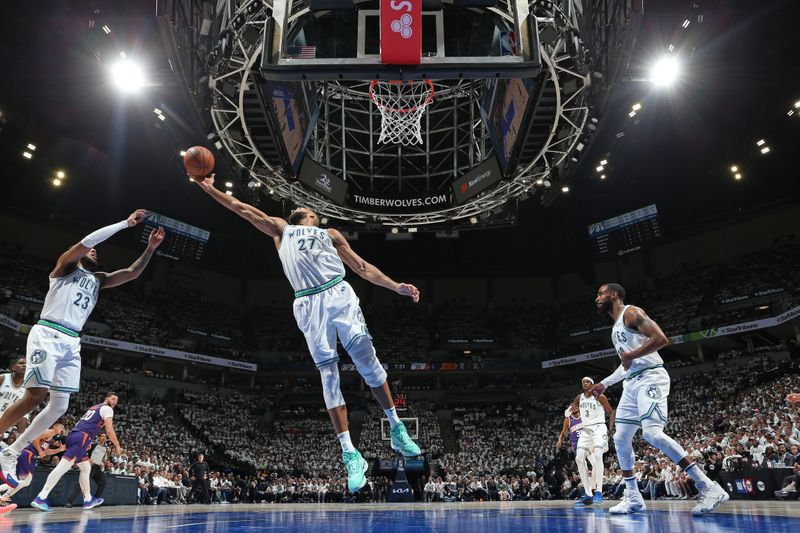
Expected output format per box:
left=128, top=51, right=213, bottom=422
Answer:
left=189, top=453, right=211, bottom=504
left=67, top=433, right=109, bottom=507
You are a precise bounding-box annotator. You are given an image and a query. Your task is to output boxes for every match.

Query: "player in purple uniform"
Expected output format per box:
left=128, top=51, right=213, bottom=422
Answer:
left=31, top=392, right=121, bottom=512
left=556, top=400, right=582, bottom=453
left=0, top=422, right=66, bottom=512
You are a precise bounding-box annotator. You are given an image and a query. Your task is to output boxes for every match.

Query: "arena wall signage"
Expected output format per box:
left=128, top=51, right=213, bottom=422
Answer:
left=0, top=315, right=256, bottom=372
left=349, top=190, right=453, bottom=214
left=298, top=158, right=349, bottom=205
left=541, top=303, right=800, bottom=369
left=718, top=287, right=784, bottom=305
left=451, top=156, right=503, bottom=205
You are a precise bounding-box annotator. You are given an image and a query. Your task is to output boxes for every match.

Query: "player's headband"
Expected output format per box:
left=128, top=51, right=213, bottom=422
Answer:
left=582, top=376, right=594, bottom=384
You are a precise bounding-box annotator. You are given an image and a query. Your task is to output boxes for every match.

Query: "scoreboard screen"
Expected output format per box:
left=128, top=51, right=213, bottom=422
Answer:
left=587, top=204, right=661, bottom=256
left=140, top=213, right=210, bottom=261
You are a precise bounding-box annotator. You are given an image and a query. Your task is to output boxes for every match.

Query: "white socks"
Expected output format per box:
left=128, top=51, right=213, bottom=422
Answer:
left=684, top=462, right=712, bottom=491
left=38, top=459, right=74, bottom=499
left=78, top=461, right=92, bottom=501
left=624, top=476, right=638, bottom=495
left=384, top=407, right=401, bottom=429
left=336, top=431, right=355, bottom=453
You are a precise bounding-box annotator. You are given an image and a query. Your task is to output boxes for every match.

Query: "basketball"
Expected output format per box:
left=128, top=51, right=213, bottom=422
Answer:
left=183, top=146, right=215, bottom=178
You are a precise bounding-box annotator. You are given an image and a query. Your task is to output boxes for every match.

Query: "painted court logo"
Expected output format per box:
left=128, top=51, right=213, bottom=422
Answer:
left=30, top=349, right=48, bottom=365
left=646, top=385, right=662, bottom=400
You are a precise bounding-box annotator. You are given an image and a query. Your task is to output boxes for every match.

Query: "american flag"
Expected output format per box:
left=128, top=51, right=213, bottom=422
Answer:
left=287, top=46, right=317, bottom=59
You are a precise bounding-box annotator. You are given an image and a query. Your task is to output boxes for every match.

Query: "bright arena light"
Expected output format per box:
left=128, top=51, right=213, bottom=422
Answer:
left=649, top=56, right=680, bottom=87
left=56, top=170, right=66, bottom=178
left=110, top=60, right=145, bottom=93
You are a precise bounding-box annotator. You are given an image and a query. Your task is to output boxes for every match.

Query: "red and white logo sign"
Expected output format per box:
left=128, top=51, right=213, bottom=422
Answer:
left=381, top=0, right=421, bottom=65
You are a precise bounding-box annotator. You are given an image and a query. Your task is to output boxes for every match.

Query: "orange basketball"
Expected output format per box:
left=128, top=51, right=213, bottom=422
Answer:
left=183, top=146, right=215, bottom=178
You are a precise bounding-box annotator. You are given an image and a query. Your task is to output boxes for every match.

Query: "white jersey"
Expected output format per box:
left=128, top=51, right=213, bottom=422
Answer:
left=278, top=225, right=346, bottom=294
left=39, top=267, right=100, bottom=332
left=0, top=373, right=25, bottom=415
left=611, top=305, right=664, bottom=377
left=579, top=393, right=606, bottom=427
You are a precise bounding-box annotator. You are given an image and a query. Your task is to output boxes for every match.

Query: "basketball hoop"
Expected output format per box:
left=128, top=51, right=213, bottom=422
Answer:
left=369, top=79, right=434, bottom=146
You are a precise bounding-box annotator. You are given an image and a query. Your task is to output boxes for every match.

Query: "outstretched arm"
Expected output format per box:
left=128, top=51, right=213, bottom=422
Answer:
left=328, top=228, right=420, bottom=302
left=556, top=417, right=569, bottom=448
left=51, top=209, right=147, bottom=278
left=618, top=306, right=669, bottom=369
left=98, top=227, right=165, bottom=289
left=193, top=174, right=286, bottom=238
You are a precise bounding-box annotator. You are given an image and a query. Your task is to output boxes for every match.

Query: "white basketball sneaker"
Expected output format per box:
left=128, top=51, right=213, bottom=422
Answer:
left=609, top=489, right=647, bottom=514
left=692, top=483, right=729, bottom=515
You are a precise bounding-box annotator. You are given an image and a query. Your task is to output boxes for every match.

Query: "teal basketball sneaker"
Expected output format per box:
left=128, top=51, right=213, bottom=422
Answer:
left=342, top=450, right=368, bottom=493
left=390, top=422, right=421, bottom=457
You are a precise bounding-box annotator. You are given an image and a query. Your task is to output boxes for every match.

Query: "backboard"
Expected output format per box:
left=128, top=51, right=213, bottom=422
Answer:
left=261, top=0, right=540, bottom=80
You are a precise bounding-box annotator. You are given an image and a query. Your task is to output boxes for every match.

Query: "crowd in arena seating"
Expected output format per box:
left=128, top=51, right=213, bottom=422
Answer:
left=1, top=240, right=799, bottom=367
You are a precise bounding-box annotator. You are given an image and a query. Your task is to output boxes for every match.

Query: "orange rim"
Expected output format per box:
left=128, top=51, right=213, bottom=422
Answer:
left=369, top=79, right=435, bottom=114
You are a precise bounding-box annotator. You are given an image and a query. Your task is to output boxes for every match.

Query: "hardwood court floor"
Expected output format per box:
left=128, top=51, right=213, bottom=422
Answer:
left=1, top=500, right=798, bottom=532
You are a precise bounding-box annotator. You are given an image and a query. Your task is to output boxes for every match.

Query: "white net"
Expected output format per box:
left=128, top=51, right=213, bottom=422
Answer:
left=370, top=80, right=434, bottom=146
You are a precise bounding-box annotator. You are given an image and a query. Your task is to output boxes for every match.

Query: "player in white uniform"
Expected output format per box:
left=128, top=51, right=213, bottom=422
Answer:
left=576, top=377, right=614, bottom=506
left=592, top=283, right=728, bottom=515
left=194, top=174, right=421, bottom=494
left=0, top=357, right=29, bottom=439
left=0, top=210, right=164, bottom=488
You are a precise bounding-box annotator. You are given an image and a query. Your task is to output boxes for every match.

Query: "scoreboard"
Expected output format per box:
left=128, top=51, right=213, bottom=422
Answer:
left=587, top=204, right=661, bottom=256
left=140, top=212, right=210, bottom=261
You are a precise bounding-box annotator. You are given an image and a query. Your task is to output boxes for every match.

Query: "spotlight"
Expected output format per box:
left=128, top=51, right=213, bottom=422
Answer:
left=631, top=103, right=641, bottom=111
left=561, top=186, right=569, bottom=193
left=756, top=139, right=765, bottom=146
left=52, top=178, right=62, bottom=187
left=760, top=146, right=770, bottom=154
left=110, top=59, right=145, bottom=93
left=157, top=114, right=166, bottom=121
left=225, top=181, right=233, bottom=188
left=27, top=143, right=37, bottom=151
left=542, top=180, right=551, bottom=188
left=153, top=108, right=163, bottom=115
left=730, top=165, right=738, bottom=172
left=56, top=170, right=65, bottom=179
left=102, top=25, right=111, bottom=34
left=682, top=19, right=690, bottom=29
left=595, top=166, right=604, bottom=173
left=179, top=150, right=186, bottom=156
left=469, top=216, right=478, bottom=224
left=628, top=111, right=637, bottom=118
left=22, top=151, right=32, bottom=159
left=320, top=217, right=329, bottom=225
left=600, top=159, right=608, bottom=166
left=600, top=174, right=606, bottom=180
left=734, top=173, right=742, bottom=180
left=795, top=100, right=800, bottom=108
left=649, top=56, right=680, bottom=87
left=390, top=227, right=399, bottom=234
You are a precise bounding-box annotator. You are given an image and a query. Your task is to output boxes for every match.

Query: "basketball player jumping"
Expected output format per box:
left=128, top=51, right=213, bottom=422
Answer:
left=31, top=392, right=121, bottom=511
left=592, top=283, right=728, bottom=515
left=0, top=210, right=163, bottom=488
left=575, top=377, right=614, bottom=506
left=0, top=357, right=30, bottom=438
left=194, top=174, right=421, bottom=493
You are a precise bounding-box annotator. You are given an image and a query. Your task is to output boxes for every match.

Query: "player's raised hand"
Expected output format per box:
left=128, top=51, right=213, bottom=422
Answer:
left=397, top=283, right=420, bottom=303
left=127, top=209, right=148, bottom=227
left=191, top=172, right=215, bottom=192
left=147, top=227, right=166, bottom=250
left=592, top=383, right=606, bottom=396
